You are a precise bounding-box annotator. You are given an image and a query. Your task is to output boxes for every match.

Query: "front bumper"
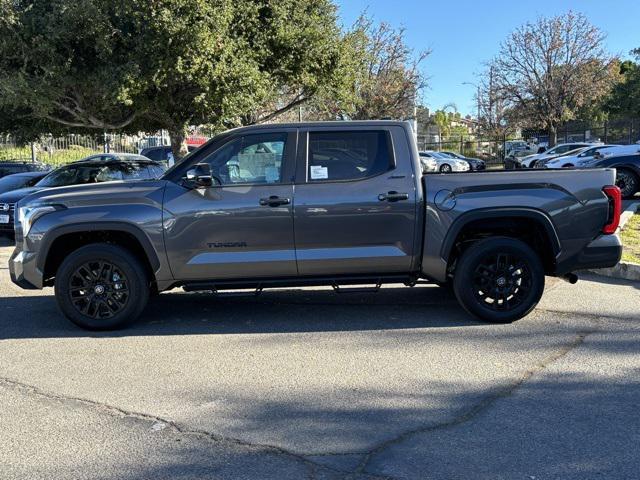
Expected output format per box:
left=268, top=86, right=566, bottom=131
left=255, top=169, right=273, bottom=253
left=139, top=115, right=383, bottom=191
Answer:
left=557, top=234, right=622, bottom=274
left=9, top=248, right=42, bottom=289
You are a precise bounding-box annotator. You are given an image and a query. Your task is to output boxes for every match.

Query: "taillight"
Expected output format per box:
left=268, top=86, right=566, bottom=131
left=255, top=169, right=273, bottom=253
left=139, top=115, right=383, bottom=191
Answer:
left=602, top=185, right=621, bottom=234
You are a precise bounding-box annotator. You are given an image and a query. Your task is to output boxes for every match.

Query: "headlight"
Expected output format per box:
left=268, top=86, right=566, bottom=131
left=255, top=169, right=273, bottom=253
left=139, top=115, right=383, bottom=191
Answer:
left=16, top=205, right=62, bottom=235
left=456, top=160, right=469, bottom=169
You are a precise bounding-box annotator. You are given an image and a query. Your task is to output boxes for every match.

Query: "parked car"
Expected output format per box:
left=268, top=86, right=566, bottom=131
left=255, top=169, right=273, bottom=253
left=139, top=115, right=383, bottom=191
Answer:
left=518, top=143, right=599, bottom=168
left=0, top=157, right=165, bottom=236
left=439, top=151, right=486, bottom=171
left=0, top=161, right=50, bottom=179
left=419, top=151, right=470, bottom=173
left=576, top=151, right=640, bottom=199
left=540, top=145, right=619, bottom=169
left=0, top=171, right=49, bottom=195
left=140, top=145, right=197, bottom=163
left=504, top=149, right=535, bottom=169
left=9, top=121, right=622, bottom=330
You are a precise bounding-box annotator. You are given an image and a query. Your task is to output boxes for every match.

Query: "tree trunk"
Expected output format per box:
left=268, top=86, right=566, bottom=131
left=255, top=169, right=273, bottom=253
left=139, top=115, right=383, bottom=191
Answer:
left=168, top=124, right=189, bottom=165
left=548, top=125, right=558, bottom=147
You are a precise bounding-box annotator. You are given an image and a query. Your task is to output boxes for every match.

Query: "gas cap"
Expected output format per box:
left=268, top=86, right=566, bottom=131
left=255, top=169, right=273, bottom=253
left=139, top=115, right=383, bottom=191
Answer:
left=434, top=189, right=456, bottom=211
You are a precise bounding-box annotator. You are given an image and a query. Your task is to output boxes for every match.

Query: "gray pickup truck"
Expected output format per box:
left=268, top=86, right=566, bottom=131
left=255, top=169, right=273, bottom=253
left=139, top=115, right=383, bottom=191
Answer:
left=9, top=121, right=622, bottom=330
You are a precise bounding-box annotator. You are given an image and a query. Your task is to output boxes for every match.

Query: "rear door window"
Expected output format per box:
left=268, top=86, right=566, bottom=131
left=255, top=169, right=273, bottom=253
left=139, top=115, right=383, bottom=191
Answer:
left=307, top=131, right=393, bottom=182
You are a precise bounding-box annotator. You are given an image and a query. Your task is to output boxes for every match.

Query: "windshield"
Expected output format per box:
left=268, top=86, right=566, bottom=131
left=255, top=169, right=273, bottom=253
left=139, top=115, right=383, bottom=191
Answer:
left=36, top=162, right=153, bottom=188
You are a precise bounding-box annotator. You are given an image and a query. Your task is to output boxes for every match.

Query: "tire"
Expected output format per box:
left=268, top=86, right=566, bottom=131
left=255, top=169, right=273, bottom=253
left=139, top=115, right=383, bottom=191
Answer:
left=440, top=164, right=452, bottom=173
left=615, top=169, right=639, bottom=199
left=54, top=243, right=150, bottom=330
left=453, top=237, right=545, bottom=324
left=562, top=164, right=574, bottom=168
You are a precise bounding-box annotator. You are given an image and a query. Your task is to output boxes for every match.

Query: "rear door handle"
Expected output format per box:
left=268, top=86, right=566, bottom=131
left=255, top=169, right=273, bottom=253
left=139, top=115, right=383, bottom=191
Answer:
left=378, top=191, right=409, bottom=202
left=259, top=195, right=291, bottom=207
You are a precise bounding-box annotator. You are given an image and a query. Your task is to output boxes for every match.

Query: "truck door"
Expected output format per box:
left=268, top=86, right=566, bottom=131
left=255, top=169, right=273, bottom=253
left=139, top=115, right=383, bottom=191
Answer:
left=293, top=126, right=418, bottom=276
left=163, top=129, right=298, bottom=281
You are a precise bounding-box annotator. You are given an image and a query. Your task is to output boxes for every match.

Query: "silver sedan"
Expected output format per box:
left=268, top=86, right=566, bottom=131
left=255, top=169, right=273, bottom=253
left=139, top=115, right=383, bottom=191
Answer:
left=419, top=151, right=470, bottom=173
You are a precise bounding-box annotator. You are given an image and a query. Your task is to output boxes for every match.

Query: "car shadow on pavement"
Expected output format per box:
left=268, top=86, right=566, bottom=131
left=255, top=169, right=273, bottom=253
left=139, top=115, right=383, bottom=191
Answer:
left=0, top=285, right=486, bottom=340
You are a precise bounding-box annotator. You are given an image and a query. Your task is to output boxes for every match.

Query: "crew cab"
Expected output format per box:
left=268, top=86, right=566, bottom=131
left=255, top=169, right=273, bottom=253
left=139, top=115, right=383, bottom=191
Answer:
left=9, top=121, right=622, bottom=330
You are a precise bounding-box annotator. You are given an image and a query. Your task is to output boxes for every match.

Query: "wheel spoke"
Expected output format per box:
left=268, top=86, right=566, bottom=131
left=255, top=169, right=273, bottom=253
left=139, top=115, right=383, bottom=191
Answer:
left=68, top=259, right=129, bottom=321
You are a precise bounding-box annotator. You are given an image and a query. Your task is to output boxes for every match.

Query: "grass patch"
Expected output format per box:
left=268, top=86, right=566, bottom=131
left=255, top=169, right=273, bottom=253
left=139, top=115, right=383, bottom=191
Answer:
left=1, top=145, right=105, bottom=166
left=621, top=213, right=640, bottom=264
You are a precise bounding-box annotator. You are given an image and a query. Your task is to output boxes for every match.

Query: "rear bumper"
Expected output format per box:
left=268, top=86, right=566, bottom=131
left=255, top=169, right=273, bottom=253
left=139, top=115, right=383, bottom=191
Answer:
left=557, top=234, right=622, bottom=274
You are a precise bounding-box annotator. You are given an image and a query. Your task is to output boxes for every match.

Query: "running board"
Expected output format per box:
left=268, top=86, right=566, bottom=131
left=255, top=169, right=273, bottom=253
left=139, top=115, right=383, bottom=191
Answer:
left=180, top=274, right=415, bottom=294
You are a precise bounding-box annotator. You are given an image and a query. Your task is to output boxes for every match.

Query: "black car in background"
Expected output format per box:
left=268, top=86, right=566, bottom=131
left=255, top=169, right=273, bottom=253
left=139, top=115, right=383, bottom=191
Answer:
left=0, top=157, right=165, bottom=236
left=0, top=161, right=50, bottom=178
left=440, top=151, right=486, bottom=171
left=0, top=171, right=49, bottom=195
left=578, top=152, right=640, bottom=199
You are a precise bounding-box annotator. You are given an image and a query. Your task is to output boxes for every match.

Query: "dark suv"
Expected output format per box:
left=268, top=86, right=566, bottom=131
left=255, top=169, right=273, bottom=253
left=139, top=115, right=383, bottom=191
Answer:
left=0, top=156, right=165, bottom=235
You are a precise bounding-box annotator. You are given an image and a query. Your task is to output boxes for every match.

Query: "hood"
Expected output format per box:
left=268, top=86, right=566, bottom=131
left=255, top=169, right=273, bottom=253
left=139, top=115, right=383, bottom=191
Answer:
left=18, top=179, right=168, bottom=209
left=0, top=186, right=45, bottom=205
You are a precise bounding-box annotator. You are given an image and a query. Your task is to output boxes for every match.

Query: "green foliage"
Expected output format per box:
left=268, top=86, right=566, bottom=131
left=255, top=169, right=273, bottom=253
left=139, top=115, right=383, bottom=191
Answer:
left=606, top=49, right=640, bottom=119
left=0, top=0, right=346, bottom=156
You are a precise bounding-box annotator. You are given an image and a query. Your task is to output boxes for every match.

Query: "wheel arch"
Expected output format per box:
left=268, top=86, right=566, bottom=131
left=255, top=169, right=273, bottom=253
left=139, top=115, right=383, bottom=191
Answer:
left=441, top=208, right=561, bottom=276
left=38, top=222, right=160, bottom=285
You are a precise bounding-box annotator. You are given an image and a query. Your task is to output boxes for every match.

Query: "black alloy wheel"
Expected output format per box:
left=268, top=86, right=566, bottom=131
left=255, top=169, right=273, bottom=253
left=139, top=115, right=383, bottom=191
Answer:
left=68, top=260, right=130, bottom=319
left=616, top=169, right=639, bottom=199
left=55, top=243, right=149, bottom=330
left=453, top=237, right=545, bottom=323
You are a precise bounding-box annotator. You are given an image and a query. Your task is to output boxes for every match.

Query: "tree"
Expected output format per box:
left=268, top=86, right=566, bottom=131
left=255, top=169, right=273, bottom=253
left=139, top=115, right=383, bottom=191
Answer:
left=488, top=11, right=619, bottom=146
left=0, top=0, right=346, bottom=158
left=606, top=48, right=640, bottom=119
left=294, top=14, right=429, bottom=122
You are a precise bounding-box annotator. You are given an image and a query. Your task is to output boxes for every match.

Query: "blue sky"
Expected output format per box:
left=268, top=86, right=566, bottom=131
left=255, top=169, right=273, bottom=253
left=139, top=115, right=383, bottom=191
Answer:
left=336, top=0, right=640, bottom=116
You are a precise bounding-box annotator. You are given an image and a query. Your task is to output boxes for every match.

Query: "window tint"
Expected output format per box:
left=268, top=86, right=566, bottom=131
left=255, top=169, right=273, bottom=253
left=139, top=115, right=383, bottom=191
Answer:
left=202, top=133, right=286, bottom=185
left=308, top=131, right=393, bottom=182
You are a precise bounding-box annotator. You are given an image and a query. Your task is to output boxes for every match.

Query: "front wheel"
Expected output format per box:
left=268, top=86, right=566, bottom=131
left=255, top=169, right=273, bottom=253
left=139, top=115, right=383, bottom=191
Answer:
left=453, top=237, right=544, bottom=323
left=440, top=164, right=452, bottom=173
left=54, top=243, right=150, bottom=330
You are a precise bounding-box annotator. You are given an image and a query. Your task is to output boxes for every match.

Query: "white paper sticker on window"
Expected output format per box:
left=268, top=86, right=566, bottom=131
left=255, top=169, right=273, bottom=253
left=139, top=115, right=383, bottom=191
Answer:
left=310, top=165, right=328, bottom=180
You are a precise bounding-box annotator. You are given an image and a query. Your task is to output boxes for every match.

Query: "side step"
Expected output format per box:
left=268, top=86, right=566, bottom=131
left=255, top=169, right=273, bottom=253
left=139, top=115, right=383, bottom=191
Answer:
left=331, top=281, right=382, bottom=294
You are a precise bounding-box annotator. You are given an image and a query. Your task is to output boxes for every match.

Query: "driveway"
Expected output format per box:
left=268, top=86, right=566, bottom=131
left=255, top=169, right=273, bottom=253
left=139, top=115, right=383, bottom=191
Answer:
left=0, top=237, right=639, bottom=479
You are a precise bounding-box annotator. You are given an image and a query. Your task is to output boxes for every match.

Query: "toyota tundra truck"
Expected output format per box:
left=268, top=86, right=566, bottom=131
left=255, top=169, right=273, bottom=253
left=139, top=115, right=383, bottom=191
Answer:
left=9, top=121, right=623, bottom=330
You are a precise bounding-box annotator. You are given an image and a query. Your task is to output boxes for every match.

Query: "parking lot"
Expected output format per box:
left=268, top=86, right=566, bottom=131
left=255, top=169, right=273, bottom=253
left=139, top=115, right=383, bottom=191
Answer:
left=1, top=236, right=639, bottom=480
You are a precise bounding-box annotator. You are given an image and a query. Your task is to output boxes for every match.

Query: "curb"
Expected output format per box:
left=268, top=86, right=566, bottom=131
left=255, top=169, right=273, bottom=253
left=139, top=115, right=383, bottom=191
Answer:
left=588, top=201, right=640, bottom=282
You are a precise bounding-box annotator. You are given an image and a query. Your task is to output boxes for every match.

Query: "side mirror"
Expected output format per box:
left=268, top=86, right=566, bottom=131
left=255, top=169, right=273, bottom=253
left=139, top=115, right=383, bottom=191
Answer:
left=185, top=163, right=220, bottom=187
left=593, top=152, right=603, bottom=160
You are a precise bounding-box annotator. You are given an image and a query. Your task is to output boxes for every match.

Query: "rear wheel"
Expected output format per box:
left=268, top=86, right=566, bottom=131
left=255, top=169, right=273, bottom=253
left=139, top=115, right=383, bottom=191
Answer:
left=616, top=169, right=639, bottom=199
left=453, top=237, right=544, bottom=323
left=440, top=164, right=452, bottom=173
left=54, top=243, right=149, bottom=330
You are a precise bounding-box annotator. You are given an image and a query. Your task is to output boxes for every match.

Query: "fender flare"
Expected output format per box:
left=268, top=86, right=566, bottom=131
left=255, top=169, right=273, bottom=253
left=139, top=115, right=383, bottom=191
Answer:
left=37, top=222, right=161, bottom=273
left=440, top=207, right=562, bottom=263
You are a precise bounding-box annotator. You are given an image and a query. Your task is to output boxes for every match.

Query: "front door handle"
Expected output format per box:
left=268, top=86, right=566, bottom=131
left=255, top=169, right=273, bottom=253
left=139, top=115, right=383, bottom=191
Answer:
left=259, top=195, right=291, bottom=207
left=378, top=191, right=409, bottom=202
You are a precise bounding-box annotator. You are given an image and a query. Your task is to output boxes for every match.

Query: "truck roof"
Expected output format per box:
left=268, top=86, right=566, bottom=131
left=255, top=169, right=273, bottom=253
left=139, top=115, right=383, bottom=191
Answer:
left=226, top=120, right=411, bottom=133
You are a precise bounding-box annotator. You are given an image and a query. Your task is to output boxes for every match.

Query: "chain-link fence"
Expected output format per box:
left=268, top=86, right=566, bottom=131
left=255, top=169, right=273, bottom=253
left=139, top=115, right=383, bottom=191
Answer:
left=0, top=132, right=167, bottom=167
left=417, top=118, right=640, bottom=168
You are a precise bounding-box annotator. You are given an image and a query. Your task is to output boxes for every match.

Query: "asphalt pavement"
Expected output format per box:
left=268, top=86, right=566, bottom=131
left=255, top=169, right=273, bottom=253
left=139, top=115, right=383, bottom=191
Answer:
left=0, top=237, right=639, bottom=480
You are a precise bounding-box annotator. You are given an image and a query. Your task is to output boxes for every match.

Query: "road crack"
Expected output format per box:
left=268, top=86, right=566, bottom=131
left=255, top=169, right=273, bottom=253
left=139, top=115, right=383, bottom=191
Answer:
left=353, top=329, right=596, bottom=476
left=0, top=376, right=344, bottom=478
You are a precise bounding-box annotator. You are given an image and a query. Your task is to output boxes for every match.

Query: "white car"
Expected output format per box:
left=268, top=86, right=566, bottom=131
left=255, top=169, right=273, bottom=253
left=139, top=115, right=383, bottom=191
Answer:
left=519, top=142, right=600, bottom=168
left=542, top=145, right=619, bottom=168
left=419, top=151, right=470, bottom=173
